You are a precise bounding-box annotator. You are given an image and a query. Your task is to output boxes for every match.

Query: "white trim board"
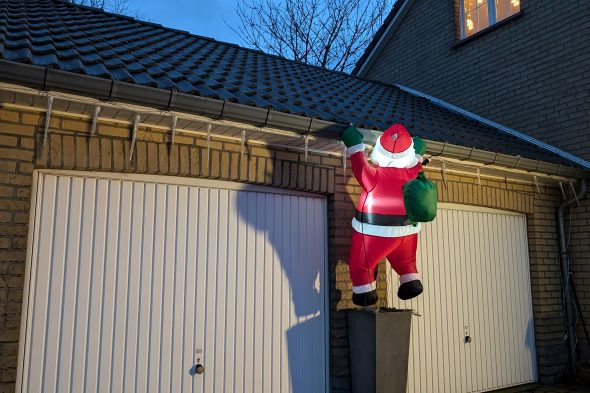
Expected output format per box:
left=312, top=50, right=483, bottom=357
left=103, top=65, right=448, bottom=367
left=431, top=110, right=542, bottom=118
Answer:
left=34, top=169, right=327, bottom=199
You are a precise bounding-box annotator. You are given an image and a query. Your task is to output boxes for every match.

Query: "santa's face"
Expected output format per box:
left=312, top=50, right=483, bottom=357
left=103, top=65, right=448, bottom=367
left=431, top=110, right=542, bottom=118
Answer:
left=370, top=136, right=419, bottom=168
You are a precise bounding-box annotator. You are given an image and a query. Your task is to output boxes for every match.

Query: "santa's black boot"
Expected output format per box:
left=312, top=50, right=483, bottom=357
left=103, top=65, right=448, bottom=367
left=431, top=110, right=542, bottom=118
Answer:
left=352, top=290, right=378, bottom=307
left=397, top=280, right=423, bottom=300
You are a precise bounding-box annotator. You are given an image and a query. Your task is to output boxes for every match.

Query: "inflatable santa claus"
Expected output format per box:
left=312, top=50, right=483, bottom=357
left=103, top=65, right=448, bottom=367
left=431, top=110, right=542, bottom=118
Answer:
left=342, top=124, right=436, bottom=307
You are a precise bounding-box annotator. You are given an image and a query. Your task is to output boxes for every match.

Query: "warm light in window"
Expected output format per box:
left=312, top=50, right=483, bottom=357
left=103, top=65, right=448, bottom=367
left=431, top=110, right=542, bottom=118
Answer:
left=510, top=0, right=519, bottom=6
left=477, top=0, right=484, bottom=4
left=466, top=19, right=474, bottom=30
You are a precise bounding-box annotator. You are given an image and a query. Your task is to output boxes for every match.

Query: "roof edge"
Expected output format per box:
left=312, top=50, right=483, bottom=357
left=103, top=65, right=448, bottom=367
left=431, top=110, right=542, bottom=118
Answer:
left=352, top=0, right=416, bottom=76
left=0, top=60, right=586, bottom=178
left=0, top=59, right=347, bottom=138
left=396, top=84, right=590, bottom=172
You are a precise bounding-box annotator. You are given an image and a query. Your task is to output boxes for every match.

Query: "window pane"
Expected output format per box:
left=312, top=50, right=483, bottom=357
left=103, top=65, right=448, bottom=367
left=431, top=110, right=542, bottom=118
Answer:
left=465, top=11, right=478, bottom=36
left=496, top=0, right=520, bottom=21
left=478, top=4, right=489, bottom=30
left=464, top=0, right=489, bottom=36
left=465, top=0, right=477, bottom=12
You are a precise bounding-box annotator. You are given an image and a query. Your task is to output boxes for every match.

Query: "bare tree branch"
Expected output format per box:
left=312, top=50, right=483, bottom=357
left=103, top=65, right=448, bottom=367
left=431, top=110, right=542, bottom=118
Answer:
left=231, top=0, right=394, bottom=72
left=70, top=0, right=143, bottom=19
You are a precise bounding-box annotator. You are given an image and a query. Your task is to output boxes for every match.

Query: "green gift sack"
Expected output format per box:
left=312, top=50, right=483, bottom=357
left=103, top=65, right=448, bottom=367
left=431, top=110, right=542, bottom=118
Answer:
left=403, top=172, right=438, bottom=223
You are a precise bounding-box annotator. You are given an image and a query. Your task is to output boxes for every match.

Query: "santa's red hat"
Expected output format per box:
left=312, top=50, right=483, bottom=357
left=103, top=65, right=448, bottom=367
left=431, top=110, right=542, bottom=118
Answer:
left=370, top=124, right=418, bottom=168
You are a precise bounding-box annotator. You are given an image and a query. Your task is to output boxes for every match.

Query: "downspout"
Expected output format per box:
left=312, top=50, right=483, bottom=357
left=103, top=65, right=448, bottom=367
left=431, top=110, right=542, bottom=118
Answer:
left=557, top=178, right=587, bottom=376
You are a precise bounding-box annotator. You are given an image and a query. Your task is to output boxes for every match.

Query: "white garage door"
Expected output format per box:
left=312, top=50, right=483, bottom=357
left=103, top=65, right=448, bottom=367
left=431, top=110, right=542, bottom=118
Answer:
left=387, top=204, right=537, bottom=393
left=17, top=171, right=328, bottom=393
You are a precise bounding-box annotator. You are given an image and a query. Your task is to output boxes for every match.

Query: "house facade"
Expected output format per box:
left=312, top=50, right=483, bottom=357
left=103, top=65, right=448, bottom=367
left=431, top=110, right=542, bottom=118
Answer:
left=354, top=0, right=590, bottom=386
left=354, top=0, right=590, bottom=162
left=0, top=1, right=589, bottom=392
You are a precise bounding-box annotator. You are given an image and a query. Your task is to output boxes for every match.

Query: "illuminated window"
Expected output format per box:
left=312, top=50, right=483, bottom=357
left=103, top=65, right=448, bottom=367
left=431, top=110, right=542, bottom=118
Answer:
left=460, top=0, right=520, bottom=38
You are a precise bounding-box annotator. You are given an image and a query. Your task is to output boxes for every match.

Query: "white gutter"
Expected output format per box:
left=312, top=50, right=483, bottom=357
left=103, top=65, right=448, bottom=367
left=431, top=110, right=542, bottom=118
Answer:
left=396, top=84, right=590, bottom=170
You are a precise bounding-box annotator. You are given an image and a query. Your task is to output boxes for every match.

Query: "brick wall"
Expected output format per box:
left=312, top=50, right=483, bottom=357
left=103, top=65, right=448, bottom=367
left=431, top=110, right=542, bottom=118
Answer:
left=0, top=105, right=579, bottom=391
left=0, top=109, right=34, bottom=392
left=362, top=0, right=590, bottom=161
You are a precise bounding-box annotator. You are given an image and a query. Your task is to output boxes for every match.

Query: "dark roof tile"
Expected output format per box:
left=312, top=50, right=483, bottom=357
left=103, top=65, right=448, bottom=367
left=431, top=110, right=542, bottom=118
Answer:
left=0, top=0, right=581, bottom=168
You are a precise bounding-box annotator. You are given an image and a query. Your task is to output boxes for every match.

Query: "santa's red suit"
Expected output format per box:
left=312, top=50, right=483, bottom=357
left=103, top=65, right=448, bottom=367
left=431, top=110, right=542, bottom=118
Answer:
left=346, top=124, right=424, bottom=306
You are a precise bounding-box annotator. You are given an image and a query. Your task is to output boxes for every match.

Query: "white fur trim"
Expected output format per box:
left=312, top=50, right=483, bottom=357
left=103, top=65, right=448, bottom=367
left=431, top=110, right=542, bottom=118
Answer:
left=353, top=282, right=376, bottom=294
left=370, top=137, right=418, bottom=168
left=346, top=143, right=366, bottom=155
left=352, top=218, right=421, bottom=237
left=399, top=273, right=421, bottom=284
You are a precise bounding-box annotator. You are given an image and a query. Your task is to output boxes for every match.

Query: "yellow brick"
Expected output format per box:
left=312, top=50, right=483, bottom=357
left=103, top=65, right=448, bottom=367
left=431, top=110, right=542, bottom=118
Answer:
left=88, top=138, right=100, bottom=169
left=276, top=150, right=298, bottom=162
left=0, top=147, right=33, bottom=161
left=13, top=212, right=29, bottom=224
left=0, top=161, right=16, bottom=172
left=222, top=142, right=242, bottom=153
left=62, top=135, right=75, bottom=169
left=179, top=145, right=189, bottom=175
left=49, top=134, right=61, bottom=167
left=21, top=113, right=41, bottom=126
left=194, top=138, right=222, bottom=150
left=137, top=129, right=164, bottom=143
left=169, top=145, right=179, bottom=174
left=0, top=123, right=34, bottom=137
left=189, top=147, right=199, bottom=177
left=250, top=146, right=273, bottom=158
left=220, top=151, right=230, bottom=179
left=20, top=137, right=35, bottom=150
left=172, top=135, right=193, bottom=145
left=146, top=143, right=158, bottom=173
left=0, top=135, right=18, bottom=147
left=210, top=150, right=220, bottom=178
left=113, top=139, right=125, bottom=171
left=0, top=186, right=14, bottom=197
left=0, top=110, right=20, bottom=123
left=135, top=141, right=147, bottom=172
left=16, top=187, right=31, bottom=199
left=101, top=139, right=112, bottom=170
left=321, top=156, right=341, bottom=166
left=62, top=119, right=90, bottom=133
left=76, top=136, right=88, bottom=169
left=98, top=124, right=129, bottom=138
left=265, top=158, right=273, bottom=184
left=158, top=144, right=168, bottom=174
left=18, top=162, right=34, bottom=174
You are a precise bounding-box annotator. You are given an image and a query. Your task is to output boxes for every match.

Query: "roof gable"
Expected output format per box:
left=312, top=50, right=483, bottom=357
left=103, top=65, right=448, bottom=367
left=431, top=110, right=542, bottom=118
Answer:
left=352, top=0, right=415, bottom=76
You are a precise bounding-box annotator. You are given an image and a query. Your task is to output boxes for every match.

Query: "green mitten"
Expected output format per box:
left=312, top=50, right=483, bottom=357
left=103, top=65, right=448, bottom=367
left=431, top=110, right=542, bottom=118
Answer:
left=413, top=136, right=427, bottom=156
left=341, top=125, right=364, bottom=148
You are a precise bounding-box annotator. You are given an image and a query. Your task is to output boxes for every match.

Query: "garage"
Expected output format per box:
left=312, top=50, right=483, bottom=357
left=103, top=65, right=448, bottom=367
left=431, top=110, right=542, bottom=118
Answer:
left=17, top=171, right=329, bottom=393
left=388, top=204, right=537, bottom=393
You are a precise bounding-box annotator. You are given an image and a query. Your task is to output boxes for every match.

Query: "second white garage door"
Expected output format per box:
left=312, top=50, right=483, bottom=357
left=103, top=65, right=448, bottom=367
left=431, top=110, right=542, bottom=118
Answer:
left=18, top=171, right=328, bottom=393
left=387, top=204, right=537, bottom=393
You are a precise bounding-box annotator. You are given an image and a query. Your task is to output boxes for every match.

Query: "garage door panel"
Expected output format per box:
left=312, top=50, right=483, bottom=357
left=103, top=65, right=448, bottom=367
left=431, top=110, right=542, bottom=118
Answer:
left=21, top=173, right=328, bottom=393
left=388, top=205, right=536, bottom=393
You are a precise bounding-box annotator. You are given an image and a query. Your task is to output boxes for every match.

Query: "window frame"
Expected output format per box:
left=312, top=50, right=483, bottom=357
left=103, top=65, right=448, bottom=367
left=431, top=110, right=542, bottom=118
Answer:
left=459, top=0, right=519, bottom=39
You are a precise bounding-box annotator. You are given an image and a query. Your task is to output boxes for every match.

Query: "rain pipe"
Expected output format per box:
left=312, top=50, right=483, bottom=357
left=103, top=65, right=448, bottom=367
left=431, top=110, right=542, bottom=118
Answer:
left=557, top=178, right=587, bottom=376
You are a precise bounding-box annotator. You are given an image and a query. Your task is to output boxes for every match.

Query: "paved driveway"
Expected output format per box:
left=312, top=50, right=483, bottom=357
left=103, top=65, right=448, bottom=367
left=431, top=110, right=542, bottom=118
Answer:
left=493, top=383, right=590, bottom=392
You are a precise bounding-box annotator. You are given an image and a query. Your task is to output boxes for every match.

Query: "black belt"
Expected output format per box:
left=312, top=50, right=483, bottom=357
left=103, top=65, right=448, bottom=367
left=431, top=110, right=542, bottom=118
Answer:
left=355, top=211, right=408, bottom=226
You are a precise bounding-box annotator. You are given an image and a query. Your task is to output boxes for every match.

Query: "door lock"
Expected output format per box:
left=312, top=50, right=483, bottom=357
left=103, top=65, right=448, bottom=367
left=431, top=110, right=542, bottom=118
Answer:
left=189, top=363, right=205, bottom=375
left=464, top=335, right=472, bottom=343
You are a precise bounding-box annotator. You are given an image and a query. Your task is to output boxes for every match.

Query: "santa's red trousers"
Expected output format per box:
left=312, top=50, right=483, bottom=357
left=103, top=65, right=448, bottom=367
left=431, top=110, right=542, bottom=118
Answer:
left=348, top=231, right=418, bottom=291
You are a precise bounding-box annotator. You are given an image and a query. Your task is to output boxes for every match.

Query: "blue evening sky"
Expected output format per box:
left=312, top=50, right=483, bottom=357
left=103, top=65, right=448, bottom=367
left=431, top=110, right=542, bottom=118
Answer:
left=127, top=0, right=244, bottom=45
